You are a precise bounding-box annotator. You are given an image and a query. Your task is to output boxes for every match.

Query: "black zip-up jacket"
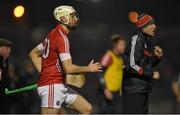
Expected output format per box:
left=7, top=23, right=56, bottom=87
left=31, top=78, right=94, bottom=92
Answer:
left=123, top=30, right=162, bottom=94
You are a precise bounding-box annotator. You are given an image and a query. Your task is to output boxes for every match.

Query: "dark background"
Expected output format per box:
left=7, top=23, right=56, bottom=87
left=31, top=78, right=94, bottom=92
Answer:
left=0, top=0, right=180, bottom=113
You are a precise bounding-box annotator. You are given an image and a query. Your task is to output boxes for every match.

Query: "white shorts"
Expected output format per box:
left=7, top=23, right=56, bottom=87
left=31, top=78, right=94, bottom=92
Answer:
left=37, top=84, right=78, bottom=109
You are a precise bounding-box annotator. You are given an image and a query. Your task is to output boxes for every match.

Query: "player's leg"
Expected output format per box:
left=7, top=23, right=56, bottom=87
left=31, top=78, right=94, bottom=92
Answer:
left=64, top=86, right=92, bottom=114
left=41, top=107, right=60, bottom=114
left=37, top=84, right=65, bottom=114
left=69, top=94, right=93, bottom=114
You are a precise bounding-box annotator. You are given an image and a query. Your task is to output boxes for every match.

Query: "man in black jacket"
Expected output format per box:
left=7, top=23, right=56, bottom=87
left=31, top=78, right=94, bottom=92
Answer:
left=0, top=38, right=12, bottom=113
left=122, top=14, right=163, bottom=113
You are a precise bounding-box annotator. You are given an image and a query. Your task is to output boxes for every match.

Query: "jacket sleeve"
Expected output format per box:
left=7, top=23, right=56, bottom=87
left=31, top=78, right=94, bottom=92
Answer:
left=129, top=35, right=153, bottom=77
left=152, top=56, right=162, bottom=67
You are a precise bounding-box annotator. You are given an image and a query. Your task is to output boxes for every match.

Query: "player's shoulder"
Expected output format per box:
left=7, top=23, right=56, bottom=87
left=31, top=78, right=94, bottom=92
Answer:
left=48, top=26, right=64, bottom=41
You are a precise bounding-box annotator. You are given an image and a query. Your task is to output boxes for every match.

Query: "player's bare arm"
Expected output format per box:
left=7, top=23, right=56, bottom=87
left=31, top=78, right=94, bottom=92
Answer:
left=28, top=47, right=42, bottom=73
left=62, top=59, right=102, bottom=74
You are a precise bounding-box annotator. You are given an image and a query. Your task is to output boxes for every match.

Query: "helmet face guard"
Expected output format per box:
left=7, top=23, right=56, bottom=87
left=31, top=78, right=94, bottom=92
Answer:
left=69, top=12, right=80, bottom=25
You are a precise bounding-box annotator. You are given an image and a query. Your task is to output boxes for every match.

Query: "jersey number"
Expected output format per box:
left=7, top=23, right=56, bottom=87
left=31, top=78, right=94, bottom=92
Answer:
left=42, top=38, right=50, bottom=58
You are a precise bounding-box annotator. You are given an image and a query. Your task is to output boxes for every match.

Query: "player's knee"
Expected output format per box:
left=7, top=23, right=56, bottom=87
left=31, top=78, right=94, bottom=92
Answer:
left=87, top=104, right=93, bottom=113
left=82, top=103, right=93, bottom=114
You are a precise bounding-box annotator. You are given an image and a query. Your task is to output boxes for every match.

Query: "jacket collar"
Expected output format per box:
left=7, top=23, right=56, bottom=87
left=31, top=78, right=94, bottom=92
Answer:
left=135, top=29, right=151, bottom=42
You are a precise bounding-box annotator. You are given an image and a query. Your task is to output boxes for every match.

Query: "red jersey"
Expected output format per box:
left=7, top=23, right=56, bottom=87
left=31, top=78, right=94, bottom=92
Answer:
left=37, top=25, right=71, bottom=86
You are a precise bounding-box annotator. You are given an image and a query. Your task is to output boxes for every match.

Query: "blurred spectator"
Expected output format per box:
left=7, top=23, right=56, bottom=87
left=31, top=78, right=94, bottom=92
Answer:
left=1, top=60, right=41, bottom=113
left=13, top=61, right=40, bottom=113
left=0, top=38, right=13, bottom=113
left=122, top=14, right=163, bottom=113
left=96, top=34, right=126, bottom=113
